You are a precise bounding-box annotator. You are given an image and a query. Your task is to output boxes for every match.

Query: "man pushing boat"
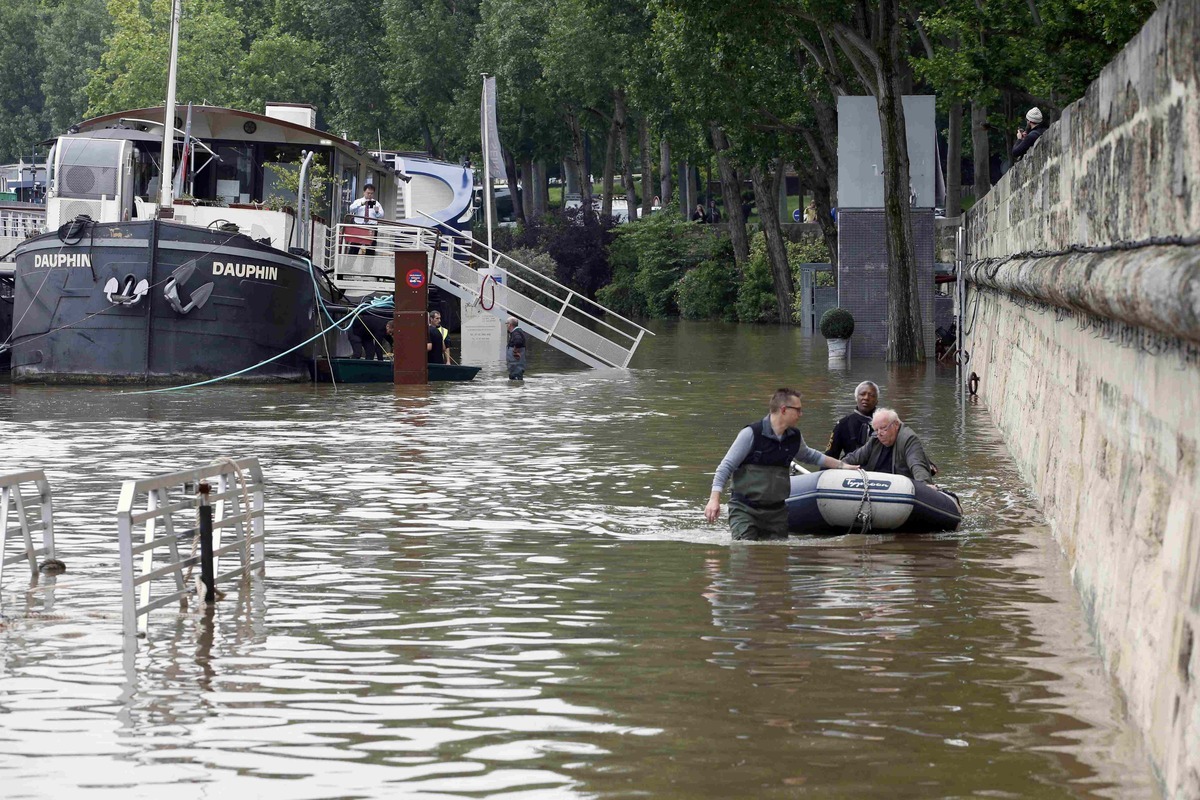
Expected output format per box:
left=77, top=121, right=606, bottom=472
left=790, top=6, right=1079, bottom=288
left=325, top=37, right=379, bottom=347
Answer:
left=704, top=388, right=849, bottom=541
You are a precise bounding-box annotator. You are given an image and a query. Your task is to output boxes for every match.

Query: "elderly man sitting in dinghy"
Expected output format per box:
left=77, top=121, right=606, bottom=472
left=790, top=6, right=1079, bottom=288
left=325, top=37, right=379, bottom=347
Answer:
left=842, top=408, right=937, bottom=488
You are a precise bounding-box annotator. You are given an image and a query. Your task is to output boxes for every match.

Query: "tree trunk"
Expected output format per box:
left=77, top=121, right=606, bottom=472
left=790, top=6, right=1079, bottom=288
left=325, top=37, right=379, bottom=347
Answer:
left=659, top=136, right=671, bottom=207
left=971, top=100, right=991, bottom=200
left=946, top=99, right=962, bottom=218
left=533, top=160, right=548, bottom=217
left=564, top=108, right=592, bottom=213
left=521, top=158, right=534, bottom=221
left=503, top=148, right=525, bottom=227
left=601, top=105, right=618, bottom=220
left=616, top=91, right=638, bottom=221
left=811, top=180, right=838, bottom=272
left=750, top=160, right=795, bottom=322
left=877, top=62, right=925, bottom=362
left=710, top=124, right=749, bottom=267
left=638, top=117, right=653, bottom=218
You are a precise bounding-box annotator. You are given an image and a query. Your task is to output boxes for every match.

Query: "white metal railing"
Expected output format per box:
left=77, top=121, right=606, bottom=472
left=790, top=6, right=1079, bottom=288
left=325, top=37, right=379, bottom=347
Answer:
left=116, top=457, right=265, bottom=638
left=0, top=469, right=56, bottom=588
left=0, top=204, right=47, bottom=264
left=328, top=217, right=652, bottom=369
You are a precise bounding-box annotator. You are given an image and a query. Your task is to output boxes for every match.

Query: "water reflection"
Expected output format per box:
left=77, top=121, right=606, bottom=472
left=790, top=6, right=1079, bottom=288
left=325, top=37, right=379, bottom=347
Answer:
left=0, top=321, right=1156, bottom=798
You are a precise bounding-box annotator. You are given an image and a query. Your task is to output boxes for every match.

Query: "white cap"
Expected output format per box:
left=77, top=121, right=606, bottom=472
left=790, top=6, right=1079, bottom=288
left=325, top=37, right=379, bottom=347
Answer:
left=1026, top=107, right=1043, bottom=124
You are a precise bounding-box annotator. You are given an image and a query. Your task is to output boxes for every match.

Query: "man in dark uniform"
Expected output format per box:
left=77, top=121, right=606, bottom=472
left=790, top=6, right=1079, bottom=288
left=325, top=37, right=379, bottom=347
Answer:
left=843, top=408, right=938, bottom=488
left=705, top=388, right=849, bottom=540
left=825, top=380, right=879, bottom=457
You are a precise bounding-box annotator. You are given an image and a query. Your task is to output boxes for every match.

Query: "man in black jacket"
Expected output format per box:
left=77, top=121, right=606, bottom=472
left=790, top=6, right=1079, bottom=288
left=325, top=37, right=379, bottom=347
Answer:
left=1013, top=107, right=1045, bottom=161
left=825, top=381, right=879, bottom=458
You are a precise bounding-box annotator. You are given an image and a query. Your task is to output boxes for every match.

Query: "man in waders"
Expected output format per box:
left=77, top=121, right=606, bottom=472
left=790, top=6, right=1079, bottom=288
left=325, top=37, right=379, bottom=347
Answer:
left=705, top=388, right=850, bottom=540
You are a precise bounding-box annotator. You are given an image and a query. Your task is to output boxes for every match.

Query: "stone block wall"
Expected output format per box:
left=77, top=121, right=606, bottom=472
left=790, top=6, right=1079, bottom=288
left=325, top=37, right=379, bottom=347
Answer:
left=963, top=0, right=1200, bottom=796
left=837, top=209, right=935, bottom=359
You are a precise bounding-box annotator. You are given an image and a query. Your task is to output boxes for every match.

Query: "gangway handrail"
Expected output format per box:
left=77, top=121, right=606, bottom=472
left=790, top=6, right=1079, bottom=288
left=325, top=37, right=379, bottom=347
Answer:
left=332, top=221, right=641, bottom=368
left=440, top=238, right=642, bottom=346
left=116, top=457, right=265, bottom=638
left=411, top=207, right=654, bottom=340
left=0, top=468, right=56, bottom=588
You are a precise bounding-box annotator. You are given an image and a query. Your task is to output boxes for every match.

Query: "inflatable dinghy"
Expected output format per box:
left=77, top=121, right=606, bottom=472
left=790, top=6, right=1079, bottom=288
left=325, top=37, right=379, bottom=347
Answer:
left=786, top=469, right=962, bottom=534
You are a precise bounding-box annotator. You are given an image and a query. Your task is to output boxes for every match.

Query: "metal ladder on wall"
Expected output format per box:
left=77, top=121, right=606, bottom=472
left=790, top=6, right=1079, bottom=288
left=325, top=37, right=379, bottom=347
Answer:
left=327, top=219, right=653, bottom=369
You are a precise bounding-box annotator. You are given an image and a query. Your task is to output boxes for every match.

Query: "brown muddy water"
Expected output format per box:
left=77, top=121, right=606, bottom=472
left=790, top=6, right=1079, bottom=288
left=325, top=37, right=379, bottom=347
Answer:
left=0, top=321, right=1159, bottom=798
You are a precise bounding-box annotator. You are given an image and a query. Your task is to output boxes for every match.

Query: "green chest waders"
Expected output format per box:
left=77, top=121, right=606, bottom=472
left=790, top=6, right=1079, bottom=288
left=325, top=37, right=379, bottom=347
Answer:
left=728, top=463, right=791, bottom=540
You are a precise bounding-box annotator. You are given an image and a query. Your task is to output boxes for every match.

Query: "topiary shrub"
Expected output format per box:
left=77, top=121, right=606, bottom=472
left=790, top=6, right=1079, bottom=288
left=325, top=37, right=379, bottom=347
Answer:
left=819, top=307, right=855, bottom=339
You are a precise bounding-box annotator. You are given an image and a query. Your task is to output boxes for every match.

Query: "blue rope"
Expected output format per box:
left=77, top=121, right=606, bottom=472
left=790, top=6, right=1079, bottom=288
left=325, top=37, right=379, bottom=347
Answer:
left=125, top=295, right=394, bottom=395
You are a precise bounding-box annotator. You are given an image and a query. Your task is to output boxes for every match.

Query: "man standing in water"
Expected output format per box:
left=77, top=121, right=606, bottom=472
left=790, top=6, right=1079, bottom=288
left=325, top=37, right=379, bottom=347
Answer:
left=705, top=388, right=849, bottom=540
left=506, top=317, right=527, bottom=380
left=825, top=381, right=879, bottom=458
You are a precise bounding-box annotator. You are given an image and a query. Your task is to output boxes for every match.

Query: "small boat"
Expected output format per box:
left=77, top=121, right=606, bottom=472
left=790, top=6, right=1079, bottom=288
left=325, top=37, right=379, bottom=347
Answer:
left=311, top=357, right=480, bottom=383
left=786, top=469, right=962, bottom=534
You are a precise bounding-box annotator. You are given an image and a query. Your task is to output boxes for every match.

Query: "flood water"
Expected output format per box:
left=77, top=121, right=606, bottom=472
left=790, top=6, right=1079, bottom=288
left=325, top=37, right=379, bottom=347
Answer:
left=0, top=321, right=1158, bottom=798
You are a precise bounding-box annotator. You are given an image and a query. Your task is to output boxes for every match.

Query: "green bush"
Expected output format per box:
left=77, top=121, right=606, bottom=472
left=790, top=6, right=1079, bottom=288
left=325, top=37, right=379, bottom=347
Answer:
left=677, top=258, right=738, bottom=320
left=598, top=208, right=724, bottom=317
left=735, top=233, right=832, bottom=323
left=819, top=307, right=855, bottom=339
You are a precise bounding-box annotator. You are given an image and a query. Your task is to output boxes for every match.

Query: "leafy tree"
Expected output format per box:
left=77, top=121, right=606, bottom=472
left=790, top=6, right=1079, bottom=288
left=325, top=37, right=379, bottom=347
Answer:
left=39, top=0, right=111, bottom=136
left=229, top=32, right=330, bottom=116
left=0, top=0, right=46, bottom=161
left=86, top=0, right=243, bottom=115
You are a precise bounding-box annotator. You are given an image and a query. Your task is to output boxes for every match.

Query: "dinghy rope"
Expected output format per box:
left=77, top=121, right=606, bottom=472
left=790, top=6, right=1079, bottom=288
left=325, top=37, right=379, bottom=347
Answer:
left=846, top=467, right=874, bottom=536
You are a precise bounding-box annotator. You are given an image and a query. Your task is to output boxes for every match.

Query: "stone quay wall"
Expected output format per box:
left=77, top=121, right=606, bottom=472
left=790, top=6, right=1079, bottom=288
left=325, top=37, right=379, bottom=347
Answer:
left=963, top=0, right=1200, bottom=796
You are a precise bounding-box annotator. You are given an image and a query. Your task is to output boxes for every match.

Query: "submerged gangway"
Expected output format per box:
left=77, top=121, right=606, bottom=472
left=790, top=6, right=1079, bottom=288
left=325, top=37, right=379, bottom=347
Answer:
left=328, top=220, right=652, bottom=369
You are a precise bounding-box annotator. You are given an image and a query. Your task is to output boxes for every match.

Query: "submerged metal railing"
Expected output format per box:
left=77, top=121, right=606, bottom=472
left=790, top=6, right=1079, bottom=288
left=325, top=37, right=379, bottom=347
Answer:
left=327, top=218, right=652, bottom=369
left=116, top=457, right=265, bottom=638
left=0, top=469, right=56, bottom=588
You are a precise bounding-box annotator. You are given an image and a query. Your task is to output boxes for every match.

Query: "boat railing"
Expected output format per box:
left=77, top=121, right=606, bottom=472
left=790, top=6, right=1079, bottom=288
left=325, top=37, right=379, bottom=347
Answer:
left=0, top=204, right=47, bottom=265
left=329, top=217, right=652, bottom=369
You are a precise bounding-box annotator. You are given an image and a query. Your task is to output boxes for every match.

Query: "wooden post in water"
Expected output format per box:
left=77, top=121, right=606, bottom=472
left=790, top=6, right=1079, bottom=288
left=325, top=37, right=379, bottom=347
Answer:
left=393, top=251, right=429, bottom=385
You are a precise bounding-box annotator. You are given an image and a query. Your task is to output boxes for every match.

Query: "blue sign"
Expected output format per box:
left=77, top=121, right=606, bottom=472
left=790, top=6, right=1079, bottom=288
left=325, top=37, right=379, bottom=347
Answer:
left=405, top=268, right=426, bottom=289
left=792, top=208, right=802, bottom=222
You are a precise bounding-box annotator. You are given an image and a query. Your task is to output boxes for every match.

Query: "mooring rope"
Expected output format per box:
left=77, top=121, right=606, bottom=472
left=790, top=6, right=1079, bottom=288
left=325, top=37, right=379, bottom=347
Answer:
left=124, top=295, right=392, bottom=395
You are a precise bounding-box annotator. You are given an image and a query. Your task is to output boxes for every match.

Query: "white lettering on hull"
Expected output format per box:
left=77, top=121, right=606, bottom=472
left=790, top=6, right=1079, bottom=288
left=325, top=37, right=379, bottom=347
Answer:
left=212, top=261, right=279, bottom=281
left=33, top=253, right=94, bottom=269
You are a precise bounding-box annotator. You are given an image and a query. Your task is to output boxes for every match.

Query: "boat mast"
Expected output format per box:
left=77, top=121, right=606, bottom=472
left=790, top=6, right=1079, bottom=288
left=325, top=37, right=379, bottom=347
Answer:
left=158, top=0, right=182, bottom=210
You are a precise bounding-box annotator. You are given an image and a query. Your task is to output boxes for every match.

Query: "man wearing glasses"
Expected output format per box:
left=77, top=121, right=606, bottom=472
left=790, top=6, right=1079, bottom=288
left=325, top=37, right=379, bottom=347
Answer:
left=705, top=388, right=849, bottom=540
left=843, top=408, right=936, bottom=487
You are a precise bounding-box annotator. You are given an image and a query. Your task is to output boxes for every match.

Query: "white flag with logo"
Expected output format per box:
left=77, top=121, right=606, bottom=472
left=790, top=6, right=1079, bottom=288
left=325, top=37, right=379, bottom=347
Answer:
left=480, top=76, right=508, bottom=184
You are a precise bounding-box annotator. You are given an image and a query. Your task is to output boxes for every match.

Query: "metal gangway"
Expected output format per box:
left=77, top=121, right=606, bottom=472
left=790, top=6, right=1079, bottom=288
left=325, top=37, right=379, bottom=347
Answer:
left=327, top=218, right=652, bottom=369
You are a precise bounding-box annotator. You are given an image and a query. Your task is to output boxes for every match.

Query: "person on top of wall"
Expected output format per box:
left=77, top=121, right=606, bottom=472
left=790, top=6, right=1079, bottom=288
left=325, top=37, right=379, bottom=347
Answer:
left=1012, top=107, right=1046, bottom=161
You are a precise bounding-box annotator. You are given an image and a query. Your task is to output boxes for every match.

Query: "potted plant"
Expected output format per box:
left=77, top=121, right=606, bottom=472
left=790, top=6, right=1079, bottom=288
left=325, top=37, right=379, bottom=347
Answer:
left=820, top=307, right=855, bottom=361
